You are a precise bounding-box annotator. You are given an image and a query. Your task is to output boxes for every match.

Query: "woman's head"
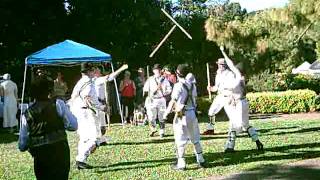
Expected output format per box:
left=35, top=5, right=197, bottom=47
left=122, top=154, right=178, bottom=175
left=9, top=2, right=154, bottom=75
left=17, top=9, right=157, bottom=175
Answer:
left=124, top=71, right=131, bottom=79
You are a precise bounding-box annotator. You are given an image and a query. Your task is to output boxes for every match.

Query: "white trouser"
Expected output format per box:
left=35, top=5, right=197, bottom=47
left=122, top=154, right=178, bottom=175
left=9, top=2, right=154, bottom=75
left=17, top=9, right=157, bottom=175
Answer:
left=3, top=96, right=18, bottom=128
left=173, top=110, right=204, bottom=167
left=96, top=110, right=107, bottom=144
left=207, top=94, right=229, bottom=130
left=73, top=108, right=98, bottom=162
left=146, top=98, right=166, bottom=129
left=224, top=98, right=259, bottom=149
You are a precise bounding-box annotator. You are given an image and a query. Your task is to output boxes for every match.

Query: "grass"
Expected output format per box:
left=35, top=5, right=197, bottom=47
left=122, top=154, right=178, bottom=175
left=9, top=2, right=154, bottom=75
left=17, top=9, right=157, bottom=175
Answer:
left=1, top=115, right=320, bottom=180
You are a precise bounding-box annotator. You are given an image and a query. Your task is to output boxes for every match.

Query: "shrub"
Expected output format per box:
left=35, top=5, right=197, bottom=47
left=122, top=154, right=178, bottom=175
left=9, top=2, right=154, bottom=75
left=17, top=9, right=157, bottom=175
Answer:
left=247, top=89, right=320, bottom=113
left=197, top=89, right=320, bottom=114
left=247, top=71, right=320, bottom=93
left=287, top=74, right=320, bottom=94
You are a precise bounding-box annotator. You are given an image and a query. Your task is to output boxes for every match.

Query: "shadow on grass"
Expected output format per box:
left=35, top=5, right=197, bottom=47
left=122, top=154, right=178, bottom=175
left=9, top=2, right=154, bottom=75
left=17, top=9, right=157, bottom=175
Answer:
left=249, top=114, right=281, bottom=120
left=0, top=129, right=18, bottom=144
left=95, top=142, right=320, bottom=173
left=261, top=127, right=320, bottom=136
left=107, top=134, right=251, bottom=146
left=258, top=126, right=300, bottom=134
left=224, top=164, right=320, bottom=180
left=206, top=142, right=320, bottom=168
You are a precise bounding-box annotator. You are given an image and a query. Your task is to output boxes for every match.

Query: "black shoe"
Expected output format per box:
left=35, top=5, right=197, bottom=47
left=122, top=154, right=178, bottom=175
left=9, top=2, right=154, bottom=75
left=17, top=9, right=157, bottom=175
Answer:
left=202, top=129, right=215, bottom=135
left=198, top=162, right=208, bottom=169
left=76, top=161, right=93, bottom=170
left=224, top=148, right=235, bottom=153
left=99, top=141, right=107, bottom=146
left=171, top=164, right=186, bottom=171
left=256, top=140, right=264, bottom=151
left=149, top=131, right=157, bottom=137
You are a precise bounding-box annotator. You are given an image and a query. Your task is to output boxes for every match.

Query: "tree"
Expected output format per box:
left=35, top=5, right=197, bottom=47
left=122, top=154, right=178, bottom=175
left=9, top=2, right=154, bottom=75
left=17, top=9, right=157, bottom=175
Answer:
left=204, top=0, right=320, bottom=75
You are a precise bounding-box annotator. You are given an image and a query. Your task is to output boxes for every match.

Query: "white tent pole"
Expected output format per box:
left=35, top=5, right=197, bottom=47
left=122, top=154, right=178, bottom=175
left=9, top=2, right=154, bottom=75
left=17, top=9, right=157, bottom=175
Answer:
left=111, top=62, right=124, bottom=126
left=20, top=59, right=28, bottom=131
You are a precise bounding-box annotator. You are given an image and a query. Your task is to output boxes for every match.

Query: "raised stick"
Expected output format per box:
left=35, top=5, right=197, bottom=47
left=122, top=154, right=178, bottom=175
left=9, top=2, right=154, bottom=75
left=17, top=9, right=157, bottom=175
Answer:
left=206, top=63, right=212, bottom=100
left=149, top=25, right=177, bottom=58
left=161, top=8, right=192, bottom=40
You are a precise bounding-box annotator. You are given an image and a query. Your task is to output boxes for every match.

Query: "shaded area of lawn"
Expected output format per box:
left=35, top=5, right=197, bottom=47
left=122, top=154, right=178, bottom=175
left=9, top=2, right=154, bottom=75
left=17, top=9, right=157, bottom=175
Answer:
left=222, top=163, right=320, bottom=180
left=1, top=116, right=320, bottom=179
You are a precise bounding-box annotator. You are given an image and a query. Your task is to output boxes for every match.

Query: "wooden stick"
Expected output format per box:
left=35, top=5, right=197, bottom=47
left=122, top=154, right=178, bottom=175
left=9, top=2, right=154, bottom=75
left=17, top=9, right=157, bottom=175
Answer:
left=149, top=25, right=177, bottom=58
left=206, top=63, right=212, bottom=100
left=161, top=8, right=192, bottom=40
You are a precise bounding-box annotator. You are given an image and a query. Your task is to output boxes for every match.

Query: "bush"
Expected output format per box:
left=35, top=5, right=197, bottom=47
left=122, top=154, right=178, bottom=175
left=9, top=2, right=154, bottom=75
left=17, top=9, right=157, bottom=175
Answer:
left=247, top=89, right=320, bottom=113
left=197, top=89, right=320, bottom=114
left=247, top=71, right=320, bottom=93
left=197, top=95, right=213, bottom=114
left=287, top=74, right=320, bottom=94
left=246, top=70, right=290, bottom=92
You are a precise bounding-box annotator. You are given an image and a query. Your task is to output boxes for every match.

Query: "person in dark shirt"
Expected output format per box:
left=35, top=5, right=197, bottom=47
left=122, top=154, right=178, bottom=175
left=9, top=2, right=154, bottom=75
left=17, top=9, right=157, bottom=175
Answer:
left=18, top=76, right=77, bottom=180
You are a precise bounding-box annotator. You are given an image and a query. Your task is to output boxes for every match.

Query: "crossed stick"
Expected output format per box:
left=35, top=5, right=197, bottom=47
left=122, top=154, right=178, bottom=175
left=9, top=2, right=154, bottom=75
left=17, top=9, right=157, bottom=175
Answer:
left=149, top=8, right=193, bottom=58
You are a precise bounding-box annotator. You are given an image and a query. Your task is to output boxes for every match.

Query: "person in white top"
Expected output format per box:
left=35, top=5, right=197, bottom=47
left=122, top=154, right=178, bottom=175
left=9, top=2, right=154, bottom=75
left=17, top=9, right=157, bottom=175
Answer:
left=93, top=66, right=109, bottom=146
left=1, top=73, right=18, bottom=132
left=163, top=65, right=206, bottom=170
left=69, top=63, right=127, bottom=169
left=143, top=64, right=172, bottom=138
left=202, top=57, right=235, bottom=135
left=219, top=46, right=263, bottom=152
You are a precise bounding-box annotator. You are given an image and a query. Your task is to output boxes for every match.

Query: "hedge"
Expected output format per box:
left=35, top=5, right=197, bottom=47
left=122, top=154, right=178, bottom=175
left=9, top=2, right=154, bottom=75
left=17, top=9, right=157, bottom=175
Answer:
left=197, top=89, right=320, bottom=114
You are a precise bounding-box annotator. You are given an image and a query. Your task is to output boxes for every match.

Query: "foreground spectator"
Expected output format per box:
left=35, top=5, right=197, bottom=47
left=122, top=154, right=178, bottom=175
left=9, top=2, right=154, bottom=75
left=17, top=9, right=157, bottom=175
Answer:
left=18, top=76, right=77, bottom=180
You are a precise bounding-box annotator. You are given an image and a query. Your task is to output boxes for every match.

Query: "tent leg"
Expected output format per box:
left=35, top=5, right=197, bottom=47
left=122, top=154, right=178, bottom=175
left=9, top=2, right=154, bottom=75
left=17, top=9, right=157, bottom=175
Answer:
left=20, top=62, right=28, bottom=131
left=111, top=63, right=124, bottom=126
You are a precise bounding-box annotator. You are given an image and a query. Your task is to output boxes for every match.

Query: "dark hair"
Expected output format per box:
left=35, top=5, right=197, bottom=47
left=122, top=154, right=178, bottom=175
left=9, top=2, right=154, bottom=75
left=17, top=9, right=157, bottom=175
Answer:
left=30, top=76, right=53, bottom=100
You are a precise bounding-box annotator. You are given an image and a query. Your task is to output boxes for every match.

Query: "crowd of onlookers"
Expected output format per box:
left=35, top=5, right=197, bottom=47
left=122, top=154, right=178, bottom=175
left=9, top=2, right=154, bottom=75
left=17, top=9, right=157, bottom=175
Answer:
left=0, top=64, right=178, bottom=132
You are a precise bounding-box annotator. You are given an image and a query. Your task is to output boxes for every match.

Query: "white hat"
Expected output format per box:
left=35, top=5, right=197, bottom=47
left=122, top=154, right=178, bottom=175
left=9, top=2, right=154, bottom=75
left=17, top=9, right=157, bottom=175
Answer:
left=3, top=73, right=10, bottom=80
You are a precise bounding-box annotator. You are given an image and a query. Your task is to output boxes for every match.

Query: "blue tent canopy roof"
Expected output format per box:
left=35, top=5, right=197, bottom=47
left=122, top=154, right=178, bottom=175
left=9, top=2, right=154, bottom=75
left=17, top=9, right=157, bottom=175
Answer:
left=26, top=40, right=111, bottom=65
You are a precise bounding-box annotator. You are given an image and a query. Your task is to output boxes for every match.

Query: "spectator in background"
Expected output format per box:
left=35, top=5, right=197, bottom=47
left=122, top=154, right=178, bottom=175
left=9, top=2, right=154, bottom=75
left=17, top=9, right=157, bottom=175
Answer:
left=53, top=72, right=68, bottom=98
left=163, top=65, right=177, bottom=85
left=119, top=71, right=136, bottom=123
left=163, top=65, right=177, bottom=104
left=134, top=68, right=146, bottom=107
left=1, top=73, right=18, bottom=132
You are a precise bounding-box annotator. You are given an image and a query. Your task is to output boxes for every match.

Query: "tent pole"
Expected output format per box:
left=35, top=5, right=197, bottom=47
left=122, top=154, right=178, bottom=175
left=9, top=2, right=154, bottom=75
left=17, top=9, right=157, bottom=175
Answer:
left=111, top=63, right=124, bottom=126
left=20, top=59, right=28, bottom=131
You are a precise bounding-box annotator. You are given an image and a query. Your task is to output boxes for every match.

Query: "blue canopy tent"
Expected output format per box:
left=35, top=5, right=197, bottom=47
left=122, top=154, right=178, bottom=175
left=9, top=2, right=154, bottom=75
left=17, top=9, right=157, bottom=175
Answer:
left=21, top=40, right=124, bottom=124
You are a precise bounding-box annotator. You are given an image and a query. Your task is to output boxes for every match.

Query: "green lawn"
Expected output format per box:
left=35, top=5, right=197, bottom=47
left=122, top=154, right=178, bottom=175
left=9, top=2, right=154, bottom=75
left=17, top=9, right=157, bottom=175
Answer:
left=1, top=116, right=320, bottom=180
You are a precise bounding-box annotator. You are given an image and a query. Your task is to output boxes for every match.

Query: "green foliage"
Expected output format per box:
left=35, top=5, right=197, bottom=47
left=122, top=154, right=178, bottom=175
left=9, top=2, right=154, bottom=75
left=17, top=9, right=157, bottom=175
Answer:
left=247, top=89, right=320, bottom=114
left=197, top=95, right=214, bottom=114
left=197, top=89, right=320, bottom=114
left=205, top=0, right=320, bottom=76
left=247, top=72, right=320, bottom=93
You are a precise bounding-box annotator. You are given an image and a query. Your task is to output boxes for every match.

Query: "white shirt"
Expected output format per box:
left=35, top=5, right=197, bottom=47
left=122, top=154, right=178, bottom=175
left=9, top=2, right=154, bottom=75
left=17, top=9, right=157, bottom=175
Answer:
left=70, top=75, right=99, bottom=108
left=143, top=75, right=172, bottom=98
left=171, top=78, right=197, bottom=112
left=93, top=75, right=114, bottom=100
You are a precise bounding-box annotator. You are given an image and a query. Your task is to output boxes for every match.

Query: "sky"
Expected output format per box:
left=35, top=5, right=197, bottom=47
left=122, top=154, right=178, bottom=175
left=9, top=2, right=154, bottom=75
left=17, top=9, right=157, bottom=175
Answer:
left=229, top=0, right=289, bottom=12
left=172, top=0, right=289, bottom=12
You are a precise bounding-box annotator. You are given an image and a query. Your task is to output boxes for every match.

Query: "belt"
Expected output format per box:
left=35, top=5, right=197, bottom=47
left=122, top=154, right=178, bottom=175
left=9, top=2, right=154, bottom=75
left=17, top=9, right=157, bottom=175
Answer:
left=30, top=130, right=67, bottom=148
left=152, top=96, right=164, bottom=99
